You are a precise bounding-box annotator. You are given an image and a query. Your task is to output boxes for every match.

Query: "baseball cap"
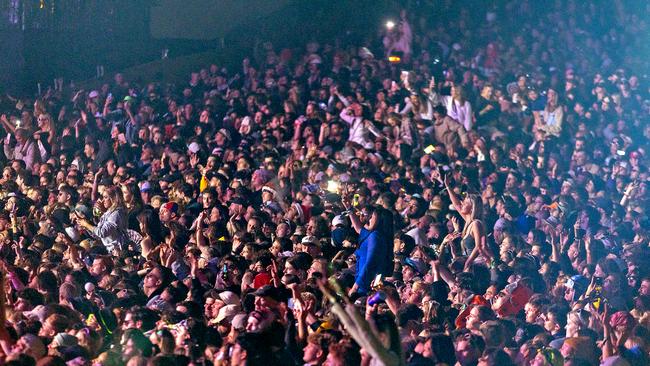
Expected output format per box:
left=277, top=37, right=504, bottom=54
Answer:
left=188, top=142, right=201, bottom=154
left=404, top=258, right=427, bottom=276
left=332, top=215, right=346, bottom=227
left=300, top=235, right=319, bottom=246
left=252, top=285, right=285, bottom=303
left=215, top=304, right=240, bottom=324
left=74, top=204, right=93, bottom=221
left=231, top=313, right=248, bottom=331
left=140, top=181, right=152, bottom=192
left=218, top=291, right=240, bottom=306
left=52, top=333, right=78, bottom=348
left=566, top=275, right=588, bottom=296
left=23, top=305, right=48, bottom=322
left=161, top=202, right=178, bottom=214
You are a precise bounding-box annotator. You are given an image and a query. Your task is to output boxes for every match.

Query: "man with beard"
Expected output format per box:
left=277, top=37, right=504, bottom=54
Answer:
left=402, top=196, right=428, bottom=245
left=89, top=256, right=113, bottom=286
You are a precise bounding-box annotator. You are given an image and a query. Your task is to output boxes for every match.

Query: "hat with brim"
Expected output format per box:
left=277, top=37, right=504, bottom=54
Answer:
left=300, top=235, right=319, bottom=246
left=215, top=304, right=240, bottom=324
left=218, top=291, right=240, bottom=306
left=404, top=258, right=427, bottom=276
left=53, top=333, right=78, bottom=348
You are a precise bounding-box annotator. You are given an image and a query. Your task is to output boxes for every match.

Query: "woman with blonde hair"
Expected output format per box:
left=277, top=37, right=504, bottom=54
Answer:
left=75, top=185, right=129, bottom=252
left=34, top=113, right=55, bottom=157
left=536, top=88, right=563, bottom=137
left=444, top=176, right=493, bottom=269
left=565, top=309, right=593, bottom=338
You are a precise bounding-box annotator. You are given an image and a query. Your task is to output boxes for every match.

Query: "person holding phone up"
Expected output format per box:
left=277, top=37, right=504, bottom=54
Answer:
left=342, top=189, right=394, bottom=296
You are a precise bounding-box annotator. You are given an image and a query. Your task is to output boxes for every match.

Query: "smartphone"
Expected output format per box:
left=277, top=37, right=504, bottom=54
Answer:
left=287, top=298, right=295, bottom=310
left=424, top=145, right=436, bottom=154
left=593, top=277, right=603, bottom=287
left=616, top=150, right=626, bottom=156
left=371, top=274, right=383, bottom=289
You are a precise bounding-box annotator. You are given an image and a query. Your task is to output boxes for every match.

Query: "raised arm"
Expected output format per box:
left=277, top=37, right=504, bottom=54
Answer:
left=195, top=212, right=208, bottom=248
left=444, top=175, right=465, bottom=221
left=339, top=107, right=356, bottom=125
left=342, top=193, right=362, bottom=234
left=1, top=114, right=15, bottom=134
left=3, top=134, right=14, bottom=160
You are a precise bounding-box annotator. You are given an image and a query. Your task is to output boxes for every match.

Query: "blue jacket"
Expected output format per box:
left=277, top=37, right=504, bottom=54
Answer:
left=354, top=228, right=390, bottom=293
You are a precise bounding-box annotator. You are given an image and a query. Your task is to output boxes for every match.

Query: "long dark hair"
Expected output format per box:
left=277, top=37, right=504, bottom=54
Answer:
left=368, top=205, right=395, bottom=274
left=137, top=209, right=164, bottom=244
left=122, top=181, right=144, bottom=208
left=375, top=206, right=394, bottom=242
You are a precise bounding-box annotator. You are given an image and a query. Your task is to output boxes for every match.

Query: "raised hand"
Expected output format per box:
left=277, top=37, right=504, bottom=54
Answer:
left=189, top=153, right=199, bottom=168
left=450, top=215, right=461, bottom=232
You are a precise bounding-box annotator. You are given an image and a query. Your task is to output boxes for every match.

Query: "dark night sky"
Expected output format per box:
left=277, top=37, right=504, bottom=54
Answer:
left=150, top=0, right=290, bottom=40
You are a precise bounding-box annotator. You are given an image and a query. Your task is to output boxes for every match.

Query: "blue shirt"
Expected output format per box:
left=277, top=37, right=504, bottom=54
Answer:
left=354, top=228, right=390, bottom=293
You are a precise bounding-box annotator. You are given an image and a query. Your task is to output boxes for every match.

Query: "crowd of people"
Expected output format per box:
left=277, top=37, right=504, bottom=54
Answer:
left=0, top=0, right=648, bottom=365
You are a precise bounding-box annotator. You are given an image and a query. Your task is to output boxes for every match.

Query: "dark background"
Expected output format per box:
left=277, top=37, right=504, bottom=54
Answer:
left=0, top=0, right=422, bottom=95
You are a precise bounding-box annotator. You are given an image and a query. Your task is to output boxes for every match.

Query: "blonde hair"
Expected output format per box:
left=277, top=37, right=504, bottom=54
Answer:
left=105, top=186, right=125, bottom=211
left=466, top=193, right=484, bottom=221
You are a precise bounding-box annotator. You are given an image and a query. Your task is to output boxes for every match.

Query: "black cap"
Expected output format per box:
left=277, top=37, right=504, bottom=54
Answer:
left=252, top=285, right=286, bottom=303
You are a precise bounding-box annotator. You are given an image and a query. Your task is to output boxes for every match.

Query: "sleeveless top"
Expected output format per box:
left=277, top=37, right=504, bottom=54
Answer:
left=462, top=219, right=490, bottom=266
left=461, top=220, right=480, bottom=255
